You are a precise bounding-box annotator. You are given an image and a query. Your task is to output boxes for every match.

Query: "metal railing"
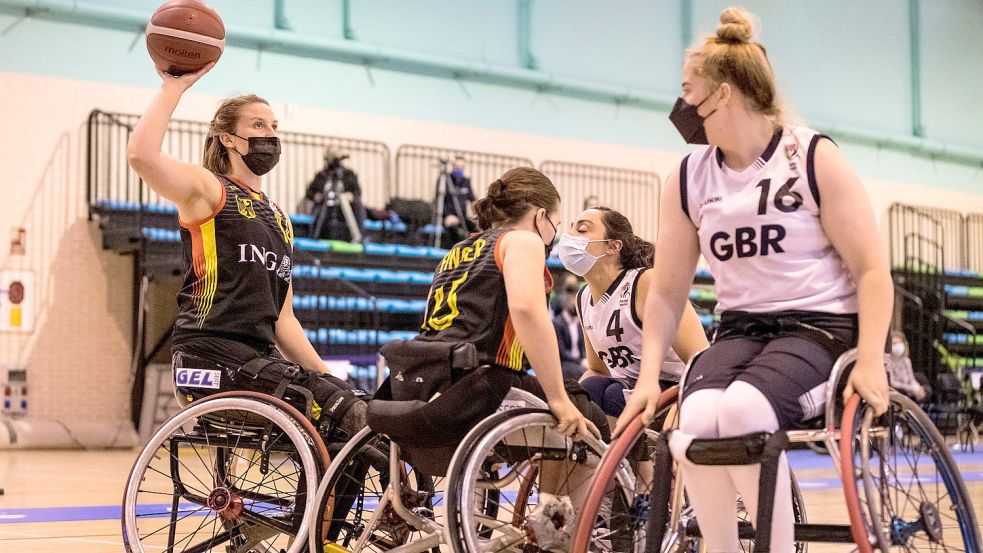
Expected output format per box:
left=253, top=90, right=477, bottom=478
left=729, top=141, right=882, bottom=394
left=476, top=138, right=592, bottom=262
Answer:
left=966, top=214, right=983, bottom=274
left=86, top=109, right=391, bottom=216
left=891, top=205, right=946, bottom=384
left=888, top=202, right=983, bottom=272
left=393, top=144, right=534, bottom=203
left=539, top=161, right=661, bottom=241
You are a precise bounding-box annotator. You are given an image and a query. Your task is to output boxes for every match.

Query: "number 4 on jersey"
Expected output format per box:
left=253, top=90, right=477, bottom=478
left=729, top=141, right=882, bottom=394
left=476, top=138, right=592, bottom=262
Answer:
left=606, top=310, right=625, bottom=342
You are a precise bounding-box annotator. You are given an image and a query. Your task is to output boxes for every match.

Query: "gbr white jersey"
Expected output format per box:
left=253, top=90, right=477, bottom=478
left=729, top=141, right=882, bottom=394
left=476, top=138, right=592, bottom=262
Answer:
left=681, top=126, right=858, bottom=314
left=578, top=268, right=686, bottom=382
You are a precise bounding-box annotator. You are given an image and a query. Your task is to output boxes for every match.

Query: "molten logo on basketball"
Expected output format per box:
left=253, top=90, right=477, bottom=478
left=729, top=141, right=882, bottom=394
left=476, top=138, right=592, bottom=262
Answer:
left=164, top=46, right=202, bottom=59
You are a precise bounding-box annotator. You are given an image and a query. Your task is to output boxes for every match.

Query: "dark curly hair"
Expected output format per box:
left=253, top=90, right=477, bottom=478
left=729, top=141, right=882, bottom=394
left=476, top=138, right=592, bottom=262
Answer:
left=593, top=207, right=654, bottom=269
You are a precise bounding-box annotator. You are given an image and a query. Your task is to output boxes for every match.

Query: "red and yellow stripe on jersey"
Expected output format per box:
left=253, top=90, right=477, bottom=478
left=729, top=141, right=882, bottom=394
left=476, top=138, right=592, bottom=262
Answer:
left=187, top=218, right=220, bottom=328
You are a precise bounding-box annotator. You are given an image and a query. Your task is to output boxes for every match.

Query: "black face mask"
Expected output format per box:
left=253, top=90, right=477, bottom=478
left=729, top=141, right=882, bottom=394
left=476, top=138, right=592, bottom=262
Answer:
left=232, top=134, right=281, bottom=176
left=668, top=90, right=718, bottom=145
left=537, top=212, right=559, bottom=259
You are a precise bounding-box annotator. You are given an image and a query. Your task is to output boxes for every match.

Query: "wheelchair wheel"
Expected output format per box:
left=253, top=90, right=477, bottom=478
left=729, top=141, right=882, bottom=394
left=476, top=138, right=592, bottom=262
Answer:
left=842, top=392, right=981, bottom=553
left=122, top=394, right=324, bottom=553
left=572, top=412, right=808, bottom=553
left=447, top=409, right=619, bottom=553
left=316, top=427, right=440, bottom=552
left=569, top=395, right=679, bottom=553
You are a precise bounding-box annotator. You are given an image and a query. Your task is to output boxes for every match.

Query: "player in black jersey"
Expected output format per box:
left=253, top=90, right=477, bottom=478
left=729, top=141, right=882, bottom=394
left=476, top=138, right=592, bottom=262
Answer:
left=127, top=63, right=367, bottom=439
left=417, top=167, right=603, bottom=439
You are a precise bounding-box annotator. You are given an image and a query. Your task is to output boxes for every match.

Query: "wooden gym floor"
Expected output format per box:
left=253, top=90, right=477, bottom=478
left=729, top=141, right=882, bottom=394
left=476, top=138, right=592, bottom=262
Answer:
left=1, top=447, right=981, bottom=552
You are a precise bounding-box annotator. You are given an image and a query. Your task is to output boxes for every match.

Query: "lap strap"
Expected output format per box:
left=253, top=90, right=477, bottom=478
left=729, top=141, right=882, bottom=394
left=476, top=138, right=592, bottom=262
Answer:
left=644, top=432, right=674, bottom=553
left=238, top=357, right=301, bottom=399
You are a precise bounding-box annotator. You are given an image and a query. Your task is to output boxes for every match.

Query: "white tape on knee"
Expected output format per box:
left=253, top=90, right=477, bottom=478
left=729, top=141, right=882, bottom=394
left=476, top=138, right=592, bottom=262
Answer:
left=668, top=430, right=696, bottom=463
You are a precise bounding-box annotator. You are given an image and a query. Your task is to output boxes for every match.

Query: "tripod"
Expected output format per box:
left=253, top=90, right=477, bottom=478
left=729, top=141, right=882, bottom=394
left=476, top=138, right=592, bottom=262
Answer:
left=311, top=164, right=363, bottom=243
left=431, top=158, right=468, bottom=248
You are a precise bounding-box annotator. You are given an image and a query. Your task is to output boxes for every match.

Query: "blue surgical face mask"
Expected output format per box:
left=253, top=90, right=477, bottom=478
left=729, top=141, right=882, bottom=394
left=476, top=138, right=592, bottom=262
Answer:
left=556, top=233, right=611, bottom=276
left=451, top=168, right=465, bottom=179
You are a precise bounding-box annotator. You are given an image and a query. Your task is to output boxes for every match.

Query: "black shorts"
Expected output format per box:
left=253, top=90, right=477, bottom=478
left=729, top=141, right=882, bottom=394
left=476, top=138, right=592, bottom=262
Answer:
left=172, top=342, right=364, bottom=429
left=682, top=311, right=858, bottom=430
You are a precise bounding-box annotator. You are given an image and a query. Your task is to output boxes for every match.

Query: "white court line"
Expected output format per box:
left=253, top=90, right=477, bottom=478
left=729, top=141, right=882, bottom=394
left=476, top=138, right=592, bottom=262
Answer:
left=0, top=528, right=157, bottom=549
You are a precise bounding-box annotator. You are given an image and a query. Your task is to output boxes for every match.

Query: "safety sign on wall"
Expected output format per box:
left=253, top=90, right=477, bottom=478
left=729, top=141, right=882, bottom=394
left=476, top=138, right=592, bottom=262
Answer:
left=0, top=270, right=34, bottom=333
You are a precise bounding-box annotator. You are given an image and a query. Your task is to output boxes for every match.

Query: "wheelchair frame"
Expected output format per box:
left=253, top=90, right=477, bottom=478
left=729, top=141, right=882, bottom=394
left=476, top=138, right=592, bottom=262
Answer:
left=570, top=348, right=982, bottom=553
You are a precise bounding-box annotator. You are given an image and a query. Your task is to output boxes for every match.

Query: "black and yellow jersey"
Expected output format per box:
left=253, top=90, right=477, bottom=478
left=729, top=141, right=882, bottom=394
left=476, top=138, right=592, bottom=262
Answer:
left=418, top=228, right=553, bottom=371
left=172, top=174, right=294, bottom=350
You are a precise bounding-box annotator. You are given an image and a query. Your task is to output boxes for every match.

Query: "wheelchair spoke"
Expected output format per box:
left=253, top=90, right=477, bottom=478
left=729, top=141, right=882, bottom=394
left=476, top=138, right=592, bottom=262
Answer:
left=168, top=438, right=220, bottom=496
left=142, top=460, right=210, bottom=498
left=171, top=508, right=221, bottom=552
left=137, top=504, right=211, bottom=539
left=855, top=396, right=980, bottom=553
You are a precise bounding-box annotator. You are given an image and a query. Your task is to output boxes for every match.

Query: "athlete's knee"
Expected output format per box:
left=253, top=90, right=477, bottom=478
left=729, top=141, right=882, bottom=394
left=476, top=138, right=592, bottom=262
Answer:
left=579, top=376, right=627, bottom=418
left=307, top=371, right=370, bottom=439
left=679, top=389, right=723, bottom=438
left=564, top=379, right=612, bottom=441
left=717, top=381, right=778, bottom=437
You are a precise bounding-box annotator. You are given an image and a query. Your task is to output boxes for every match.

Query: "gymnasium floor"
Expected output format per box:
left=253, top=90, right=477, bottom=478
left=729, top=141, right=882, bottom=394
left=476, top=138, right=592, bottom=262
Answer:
left=1, top=447, right=981, bottom=552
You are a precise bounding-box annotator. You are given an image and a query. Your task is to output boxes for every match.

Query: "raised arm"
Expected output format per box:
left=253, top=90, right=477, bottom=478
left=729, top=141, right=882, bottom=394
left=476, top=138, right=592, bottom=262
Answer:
left=126, top=64, right=220, bottom=222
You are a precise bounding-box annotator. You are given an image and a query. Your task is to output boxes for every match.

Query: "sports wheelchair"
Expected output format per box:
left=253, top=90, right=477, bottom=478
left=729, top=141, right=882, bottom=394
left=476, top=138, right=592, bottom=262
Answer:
left=570, top=348, right=982, bottom=553
left=122, top=383, right=343, bottom=553
left=308, top=385, right=633, bottom=553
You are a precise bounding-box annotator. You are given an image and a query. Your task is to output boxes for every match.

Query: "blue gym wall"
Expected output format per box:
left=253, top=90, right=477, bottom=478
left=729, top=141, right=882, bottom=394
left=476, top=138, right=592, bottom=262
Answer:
left=0, top=0, right=981, bottom=192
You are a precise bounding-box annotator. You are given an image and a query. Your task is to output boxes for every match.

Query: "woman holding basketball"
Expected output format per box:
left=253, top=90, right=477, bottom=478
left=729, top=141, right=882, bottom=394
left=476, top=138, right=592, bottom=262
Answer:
left=554, top=207, right=708, bottom=417
left=127, top=64, right=368, bottom=438
left=615, top=7, right=892, bottom=552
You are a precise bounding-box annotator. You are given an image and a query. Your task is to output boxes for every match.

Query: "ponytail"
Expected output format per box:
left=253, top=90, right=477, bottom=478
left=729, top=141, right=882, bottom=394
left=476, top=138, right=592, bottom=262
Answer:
left=473, top=168, right=559, bottom=230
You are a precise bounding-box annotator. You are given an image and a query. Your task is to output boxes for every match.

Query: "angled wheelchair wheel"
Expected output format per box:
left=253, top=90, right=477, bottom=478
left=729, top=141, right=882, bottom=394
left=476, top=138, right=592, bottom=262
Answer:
left=568, top=395, right=808, bottom=553
left=842, top=392, right=982, bottom=553
left=315, top=427, right=441, bottom=552
left=122, top=393, right=326, bottom=553
left=569, top=390, right=679, bottom=553
left=447, top=408, right=620, bottom=553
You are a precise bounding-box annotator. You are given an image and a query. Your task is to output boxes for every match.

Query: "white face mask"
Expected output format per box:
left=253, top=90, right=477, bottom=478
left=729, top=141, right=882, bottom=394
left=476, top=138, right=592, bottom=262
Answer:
left=556, top=233, right=610, bottom=276
left=891, top=343, right=905, bottom=357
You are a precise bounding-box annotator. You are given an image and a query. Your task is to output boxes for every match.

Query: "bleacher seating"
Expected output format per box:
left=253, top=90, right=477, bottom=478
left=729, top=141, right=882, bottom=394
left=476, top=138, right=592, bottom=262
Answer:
left=91, top=200, right=722, bottom=365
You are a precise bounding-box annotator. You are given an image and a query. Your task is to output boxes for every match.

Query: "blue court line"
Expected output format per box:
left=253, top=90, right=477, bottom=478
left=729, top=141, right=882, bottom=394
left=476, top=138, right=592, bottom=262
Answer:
left=0, top=502, right=286, bottom=524
left=787, top=448, right=983, bottom=471
left=3, top=469, right=982, bottom=525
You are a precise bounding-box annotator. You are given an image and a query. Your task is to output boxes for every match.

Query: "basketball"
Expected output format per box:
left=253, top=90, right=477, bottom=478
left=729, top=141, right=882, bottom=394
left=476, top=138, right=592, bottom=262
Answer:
left=145, top=0, right=225, bottom=76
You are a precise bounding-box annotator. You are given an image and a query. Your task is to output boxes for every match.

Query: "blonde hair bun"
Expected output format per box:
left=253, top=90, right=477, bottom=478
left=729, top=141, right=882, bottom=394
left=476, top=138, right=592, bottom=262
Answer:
left=716, top=7, right=754, bottom=44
